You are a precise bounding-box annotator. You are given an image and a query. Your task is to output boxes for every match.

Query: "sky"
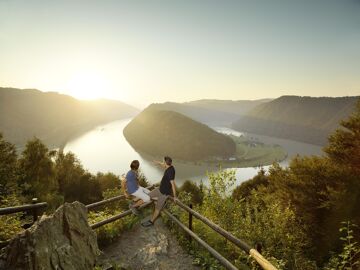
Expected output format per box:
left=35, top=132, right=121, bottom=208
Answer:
left=0, top=0, right=359, bottom=108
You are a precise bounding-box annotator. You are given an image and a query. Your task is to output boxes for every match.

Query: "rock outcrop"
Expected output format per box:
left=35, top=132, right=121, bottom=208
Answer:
left=0, top=201, right=99, bottom=270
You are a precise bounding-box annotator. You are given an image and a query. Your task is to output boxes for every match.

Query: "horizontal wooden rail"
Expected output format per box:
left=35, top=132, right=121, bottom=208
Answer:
left=90, top=201, right=153, bottom=229
left=0, top=202, right=47, bottom=215
left=163, top=209, right=238, bottom=270
left=86, top=195, right=125, bottom=211
left=171, top=198, right=251, bottom=252
left=170, top=198, right=277, bottom=270
left=87, top=185, right=155, bottom=211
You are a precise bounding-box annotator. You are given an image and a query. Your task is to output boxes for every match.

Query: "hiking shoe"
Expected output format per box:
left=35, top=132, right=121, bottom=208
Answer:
left=141, top=220, right=154, bottom=227
left=129, top=205, right=140, bottom=216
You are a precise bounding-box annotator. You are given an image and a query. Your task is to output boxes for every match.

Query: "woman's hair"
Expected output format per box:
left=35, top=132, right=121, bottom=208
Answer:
left=130, top=160, right=140, bottom=170
left=164, top=156, right=172, bottom=166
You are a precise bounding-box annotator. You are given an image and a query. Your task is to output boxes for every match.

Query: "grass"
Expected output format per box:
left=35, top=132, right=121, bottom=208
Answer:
left=204, top=134, right=287, bottom=168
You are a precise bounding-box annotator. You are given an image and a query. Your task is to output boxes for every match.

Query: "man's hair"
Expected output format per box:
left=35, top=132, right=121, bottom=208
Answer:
left=130, top=160, right=140, bottom=170
left=164, top=156, right=172, bottom=166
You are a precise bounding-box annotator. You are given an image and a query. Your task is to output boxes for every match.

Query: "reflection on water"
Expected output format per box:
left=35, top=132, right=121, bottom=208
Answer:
left=64, top=119, right=323, bottom=186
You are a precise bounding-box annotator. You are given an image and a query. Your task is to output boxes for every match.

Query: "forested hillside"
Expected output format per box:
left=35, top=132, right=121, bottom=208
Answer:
left=150, top=99, right=268, bottom=125
left=0, top=87, right=139, bottom=148
left=1, top=102, right=359, bottom=270
left=173, top=101, right=360, bottom=269
left=123, top=106, right=236, bottom=161
left=232, top=95, right=358, bottom=145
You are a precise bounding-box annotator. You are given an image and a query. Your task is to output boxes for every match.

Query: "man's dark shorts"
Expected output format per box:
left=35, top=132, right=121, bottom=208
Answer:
left=149, top=187, right=168, bottom=211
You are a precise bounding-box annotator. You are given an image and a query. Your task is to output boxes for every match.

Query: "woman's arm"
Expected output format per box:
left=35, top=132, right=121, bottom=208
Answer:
left=121, top=175, right=130, bottom=198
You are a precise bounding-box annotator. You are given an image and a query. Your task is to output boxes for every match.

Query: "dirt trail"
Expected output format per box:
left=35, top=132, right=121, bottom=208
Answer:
left=98, top=217, right=200, bottom=270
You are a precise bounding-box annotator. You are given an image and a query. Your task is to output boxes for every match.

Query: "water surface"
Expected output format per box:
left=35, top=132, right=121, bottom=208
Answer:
left=64, top=119, right=322, bottom=186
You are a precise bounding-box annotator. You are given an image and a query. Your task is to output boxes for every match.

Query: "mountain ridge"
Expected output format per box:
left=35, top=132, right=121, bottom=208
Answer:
left=0, top=87, right=139, bottom=148
left=232, top=95, right=359, bottom=145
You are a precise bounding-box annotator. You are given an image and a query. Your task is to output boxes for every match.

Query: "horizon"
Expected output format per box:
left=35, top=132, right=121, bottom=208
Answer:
left=2, top=86, right=359, bottom=110
left=1, top=0, right=359, bottom=107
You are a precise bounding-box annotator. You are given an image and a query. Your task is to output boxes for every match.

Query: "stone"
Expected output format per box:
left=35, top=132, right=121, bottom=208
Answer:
left=0, top=201, right=99, bottom=270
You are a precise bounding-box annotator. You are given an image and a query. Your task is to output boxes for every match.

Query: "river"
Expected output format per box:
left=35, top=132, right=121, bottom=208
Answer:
left=64, top=119, right=322, bottom=186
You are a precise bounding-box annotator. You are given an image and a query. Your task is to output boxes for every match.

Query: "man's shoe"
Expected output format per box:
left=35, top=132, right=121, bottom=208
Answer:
left=141, top=220, right=154, bottom=227
left=129, top=205, right=140, bottom=216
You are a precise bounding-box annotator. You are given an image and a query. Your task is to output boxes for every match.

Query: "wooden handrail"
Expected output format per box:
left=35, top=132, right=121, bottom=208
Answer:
left=163, top=209, right=238, bottom=270
left=0, top=202, right=47, bottom=215
left=86, top=195, right=125, bottom=211
left=90, top=201, right=153, bottom=229
left=169, top=198, right=278, bottom=270
left=86, top=185, right=155, bottom=211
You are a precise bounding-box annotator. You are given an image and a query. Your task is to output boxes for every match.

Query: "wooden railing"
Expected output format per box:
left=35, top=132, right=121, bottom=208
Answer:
left=0, top=190, right=277, bottom=270
left=0, top=198, right=47, bottom=248
left=166, top=198, right=277, bottom=270
left=86, top=190, right=278, bottom=270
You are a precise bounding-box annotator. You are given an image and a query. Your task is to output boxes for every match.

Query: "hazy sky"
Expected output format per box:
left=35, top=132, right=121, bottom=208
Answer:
left=0, top=0, right=359, bottom=107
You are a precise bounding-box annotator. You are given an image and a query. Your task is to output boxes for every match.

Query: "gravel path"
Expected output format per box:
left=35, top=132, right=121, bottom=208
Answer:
left=98, top=217, right=200, bottom=270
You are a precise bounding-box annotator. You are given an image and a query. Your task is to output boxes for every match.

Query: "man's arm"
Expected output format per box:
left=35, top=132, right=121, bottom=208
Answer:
left=153, top=160, right=166, bottom=169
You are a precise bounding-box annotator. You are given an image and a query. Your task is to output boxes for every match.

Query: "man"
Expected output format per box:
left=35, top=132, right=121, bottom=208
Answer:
left=121, top=160, right=151, bottom=215
left=141, top=156, right=176, bottom=227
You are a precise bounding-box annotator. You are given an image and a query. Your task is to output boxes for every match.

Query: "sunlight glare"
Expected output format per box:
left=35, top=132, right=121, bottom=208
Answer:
left=67, top=71, right=109, bottom=100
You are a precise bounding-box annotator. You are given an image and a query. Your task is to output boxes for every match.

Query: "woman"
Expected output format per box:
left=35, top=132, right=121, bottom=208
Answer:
left=121, top=160, right=150, bottom=215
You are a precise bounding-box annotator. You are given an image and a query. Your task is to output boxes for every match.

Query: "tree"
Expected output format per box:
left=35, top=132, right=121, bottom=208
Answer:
left=0, top=133, right=18, bottom=199
left=325, top=100, right=360, bottom=172
left=54, top=151, right=102, bottom=204
left=17, top=137, right=57, bottom=202
left=232, top=168, right=268, bottom=200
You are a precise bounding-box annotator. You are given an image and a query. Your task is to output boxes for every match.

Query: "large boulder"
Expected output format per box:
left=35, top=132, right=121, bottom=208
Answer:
left=0, top=201, right=99, bottom=270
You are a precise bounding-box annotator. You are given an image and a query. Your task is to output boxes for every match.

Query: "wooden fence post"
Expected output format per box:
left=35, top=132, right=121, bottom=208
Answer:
left=188, top=204, right=193, bottom=242
left=32, top=198, right=38, bottom=222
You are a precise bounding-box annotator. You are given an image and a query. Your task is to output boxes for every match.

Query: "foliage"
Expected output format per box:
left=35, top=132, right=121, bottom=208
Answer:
left=17, top=137, right=58, bottom=204
left=232, top=168, right=268, bottom=200
left=179, top=180, right=204, bottom=205
left=0, top=193, right=23, bottom=242
left=325, top=100, right=360, bottom=172
left=324, top=222, right=360, bottom=270
left=0, top=133, right=18, bottom=198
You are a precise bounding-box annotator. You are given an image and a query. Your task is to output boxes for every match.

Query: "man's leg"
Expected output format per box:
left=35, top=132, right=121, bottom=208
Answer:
left=132, top=199, right=144, bottom=208
left=142, top=193, right=168, bottom=226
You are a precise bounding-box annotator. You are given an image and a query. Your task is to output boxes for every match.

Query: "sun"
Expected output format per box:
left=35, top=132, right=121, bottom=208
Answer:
left=67, top=71, right=109, bottom=100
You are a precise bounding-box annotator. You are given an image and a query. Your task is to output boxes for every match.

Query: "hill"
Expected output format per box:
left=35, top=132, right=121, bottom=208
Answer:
left=0, top=87, right=139, bottom=148
left=123, top=106, right=236, bottom=161
left=232, top=95, right=359, bottom=145
left=150, top=99, right=269, bottom=125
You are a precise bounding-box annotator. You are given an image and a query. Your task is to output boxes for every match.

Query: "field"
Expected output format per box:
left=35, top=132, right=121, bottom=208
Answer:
left=204, top=134, right=287, bottom=168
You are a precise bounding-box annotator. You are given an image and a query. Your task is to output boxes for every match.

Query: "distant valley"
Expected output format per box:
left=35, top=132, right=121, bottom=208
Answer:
left=150, top=99, right=270, bottom=126
left=123, top=105, right=286, bottom=166
left=233, top=95, right=359, bottom=145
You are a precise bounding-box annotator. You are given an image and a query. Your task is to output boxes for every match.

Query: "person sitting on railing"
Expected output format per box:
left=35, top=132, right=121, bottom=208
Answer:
left=141, top=156, right=177, bottom=227
left=121, top=160, right=150, bottom=215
